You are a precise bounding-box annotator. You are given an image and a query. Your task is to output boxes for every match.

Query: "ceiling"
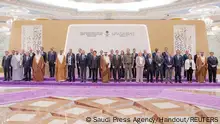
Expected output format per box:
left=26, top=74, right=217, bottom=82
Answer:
left=0, top=0, right=220, bottom=30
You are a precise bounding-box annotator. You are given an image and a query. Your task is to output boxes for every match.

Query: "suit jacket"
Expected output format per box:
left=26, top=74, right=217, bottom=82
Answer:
left=152, top=52, right=157, bottom=59
left=22, top=55, right=32, bottom=68
left=76, top=53, right=81, bottom=64
left=91, top=55, right=99, bottom=69
left=2, top=55, right=11, bottom=68
left=66, top=53, right=75, bottom=68
left=48, top=51, right=57, bottom=63
left=41, top=51, right=47, bottom=62
left=87, top=52, right=93, bottom=67
left=165, top=56, right=174, bottom=69
left=145, top=58, right=154, bottom=71
left=136, top=56, right=145, bottom=67
left=194, top=54, right=198, bottom=64
left=154, top=55, right=164, bottom=68
left=207, top=56, right=218, bottom=69
left=162, top=52, right=168, bottom=59
left=79, top=54, right=87, bottom=68
left=112, top=54, right=122, bottom=69
left=173, top=55, right=183, bottom=67
left=142, top=53, right=148, bottom=60
left=183, top=54, right=189, bottom=62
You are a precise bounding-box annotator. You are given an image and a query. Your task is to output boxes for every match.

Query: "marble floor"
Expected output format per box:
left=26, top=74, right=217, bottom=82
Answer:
left=0, top=85, right=220, bottom=124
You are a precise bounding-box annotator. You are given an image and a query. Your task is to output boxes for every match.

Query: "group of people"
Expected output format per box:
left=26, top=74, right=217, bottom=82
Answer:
left=1, top=47, right=219, bottom=83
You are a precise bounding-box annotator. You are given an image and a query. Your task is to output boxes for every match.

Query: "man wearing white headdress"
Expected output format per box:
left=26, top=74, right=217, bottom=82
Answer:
left=11, top=50, right=23, bottom=81
left=32, top=50, right=45, bottom=82
left=55, top=50, right=66, bottom=82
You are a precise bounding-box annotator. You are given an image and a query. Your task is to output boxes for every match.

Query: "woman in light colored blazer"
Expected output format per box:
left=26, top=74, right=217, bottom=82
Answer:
left=185, top=54, right=196, bottom=83
left=136, top=52, right=145, bottom=82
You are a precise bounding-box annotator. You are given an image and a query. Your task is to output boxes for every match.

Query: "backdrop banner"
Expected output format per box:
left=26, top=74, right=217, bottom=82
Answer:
left=174, top=25, right=196, bottom=55
left=64, top=24, right=151, bottom=54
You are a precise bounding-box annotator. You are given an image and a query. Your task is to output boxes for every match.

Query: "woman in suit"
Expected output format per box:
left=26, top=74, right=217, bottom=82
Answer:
left=136, top=52, right=145, bottom=83
left=185, top=54, right=196, bottom=83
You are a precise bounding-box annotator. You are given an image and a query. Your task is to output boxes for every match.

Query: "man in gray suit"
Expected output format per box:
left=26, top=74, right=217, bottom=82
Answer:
left=123, top=48, right=133, bottom=82
left=112, top=50, right=122, bottom=82
left=155, top=51, right=164, bottom=83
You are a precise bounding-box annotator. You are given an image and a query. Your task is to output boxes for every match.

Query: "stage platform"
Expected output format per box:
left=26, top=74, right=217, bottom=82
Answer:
left=0, top=77, right=219, bottom=87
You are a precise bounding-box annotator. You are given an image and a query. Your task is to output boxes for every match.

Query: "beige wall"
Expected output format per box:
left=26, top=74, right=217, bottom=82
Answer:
left=10, top=20, right=208, bottom=54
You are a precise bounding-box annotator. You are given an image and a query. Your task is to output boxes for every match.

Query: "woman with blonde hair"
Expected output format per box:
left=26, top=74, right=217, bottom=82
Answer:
left=185, top=54, right=196, bottom=83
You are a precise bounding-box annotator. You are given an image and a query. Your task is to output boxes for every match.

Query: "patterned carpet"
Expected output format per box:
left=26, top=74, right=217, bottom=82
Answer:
left=0, top=86, right=220, bottom=124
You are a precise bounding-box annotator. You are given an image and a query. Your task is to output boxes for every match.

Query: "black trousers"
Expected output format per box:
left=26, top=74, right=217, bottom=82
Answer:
left=110, top=66, right=113, bottom=78
left=208, top=67, right=217, bottom=82
left=24, top=67, right=31, bottom=81
left=113, top=68, right=120, bottom=81
left=80, top=67, right=87, bottom=82
left=68, top=65, right=75, bottom=81
left=77, top=63, right=80, bottom=78
left=187, top=68, right=193, bottom=81
left=132, top=63, right=136, bottom=78
left=119, top=67, right=125, bottom=78
left=147, top=69, right=153, bottom=82
left=92, top=68, right=98, bottom=82
left=3, top=67, right=10, bottom=81
left=163, top=64, right=166, bottom=78
left=10, top=67, right=13, bottom=79
left=175, top=66, right=182, bottom=83
left=88, top=66, right=92, bottom=78
left=156, top=67, right=163, bottom=82
left=49, top=62, right=55, bottom=77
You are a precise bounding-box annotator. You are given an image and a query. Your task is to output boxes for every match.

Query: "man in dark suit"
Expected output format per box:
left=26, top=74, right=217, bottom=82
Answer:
left=152, top=48, right=159, bottom=77
left=194, top=52, right=200, bottom=81
left=173, top=50, right=184, bottom=83
left=164, top=53, right=174, bottom=83
left=2, top=51, right=11, bottom=81
left=155, top=51, right=164, bottom=83
left=132, top=48, right=138, bottom=78
left=109, top=49, right=114, bottom=79
left=145, top=54, right=154, bottom=82
left=79, top=50, right=87, bottom=83
left=22, top=52, right=32, bottom=81
left=40, top=47, right=47, bottom=63
left=10, top=50, right=15, bottom=79
left=87, top=48, right=93, bottom=78
left=66, top=49, right=75, bottom=82
left=162, top=47, right=169, bottom=78
left=91, top=51, right=99, bottom=83
left=207, top=52, right=218, bottom=83
left=112, top=50, right=122, bottom=82
left=48, top=47, right=57, bottom=77
left=76, top=48, right=82, bottom=78
left=183, top=50, right=189, bottom=78
left=143, top=50, right=148, bottom=78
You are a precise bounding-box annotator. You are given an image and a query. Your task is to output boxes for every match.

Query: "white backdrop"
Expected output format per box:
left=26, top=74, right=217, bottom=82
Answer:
left=64, top=24, right=151, bottom=54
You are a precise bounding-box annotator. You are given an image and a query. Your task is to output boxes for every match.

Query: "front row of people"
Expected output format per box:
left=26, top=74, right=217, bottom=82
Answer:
left=2, top=48, right=219, bottom=83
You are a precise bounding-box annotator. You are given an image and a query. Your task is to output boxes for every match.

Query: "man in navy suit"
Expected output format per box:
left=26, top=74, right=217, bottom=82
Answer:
left=87, top=48, right=93, bottom=78
left=112, top=50, right=122, bottom=82
left=40, top=47, right=47, bottom=63
left=2, top=51, right=11, bottom=81
left=91, top=51, right=99, bottom=83
left=22, top=52, right=32, bottom=81
left=66, top=49, right=75, bottom=82
left=207, top=52, right=218, bottom=83
left=79, top=50, right=87, bottom=82
left=173, top=50, right=183, bottom=83
left=76, top=48, right=82, bottom=78
left=162, top=47, right=169, bottom=78
left=145, top=54, right=154, bottom=82
left=48, top=47, right=57, bottom=77
left=165, top=53, right=174, bottom=83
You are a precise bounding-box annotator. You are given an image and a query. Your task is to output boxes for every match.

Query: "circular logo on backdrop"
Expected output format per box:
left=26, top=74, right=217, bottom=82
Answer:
left=105, top=31, right=110, bottom=37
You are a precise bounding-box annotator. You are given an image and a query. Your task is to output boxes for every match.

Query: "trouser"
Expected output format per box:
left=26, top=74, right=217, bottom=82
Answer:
left=80, top=67, right=87, bottom=82
left=3, top=67, right=10, bottom=81
left=110, top=66, right=113, bottom=79
left=132, top=63, right=136, bottom=78
left=77, top=63, right=80, bottom=78
left=68, top=65, right=75, bottom=81
left=187, top=68, right=193, bottom=82
left=165, top=68, right=173, bottom=82
left=136, top=67, right=144, bottom=82
left=49, top=62, right=55, bottom=77
left=208, top=67, right=217, bottom=82
left=88, top=66, right=92, bottom=78
left=175, top=66, right=182, bottom=83
left=125, top=64, right=132, bottom=81
left=163, top=64, right=166, bottom=78
left=147, top=69, right=153, bottom=82
left=10, top=67, right=13, bottom=79
left=120, top=66, right=125, bottom=78
left=92, top=68, right=98, bottom=82
left=184, top=70, right=187, bottom=78
left=24, top=67, right=31, bottom=81
left=113, top=68, right=120, bottom=81
left=156, top=67, right=163, bottom=82
left=99, top=68, right=102, bottom=78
